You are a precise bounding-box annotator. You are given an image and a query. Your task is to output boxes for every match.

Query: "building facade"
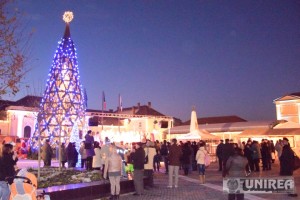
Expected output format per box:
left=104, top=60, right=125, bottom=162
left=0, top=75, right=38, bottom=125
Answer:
left=0, top=96, right=174, bottom=143
left=274, top=92, right=300, bottom=123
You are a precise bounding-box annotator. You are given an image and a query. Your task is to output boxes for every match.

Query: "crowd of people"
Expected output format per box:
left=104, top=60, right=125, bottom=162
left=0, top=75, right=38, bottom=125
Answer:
left=0, top=132, right=299, bottom=200
left=216, top=137, right=298, bottom=199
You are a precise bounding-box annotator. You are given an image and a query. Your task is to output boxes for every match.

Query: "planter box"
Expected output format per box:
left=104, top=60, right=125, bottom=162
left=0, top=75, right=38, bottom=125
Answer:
left=42, top=178, right=150, bottom=200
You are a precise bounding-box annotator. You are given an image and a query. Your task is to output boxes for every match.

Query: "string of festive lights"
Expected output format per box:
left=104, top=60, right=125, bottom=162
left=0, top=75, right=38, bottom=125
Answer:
left=31, top=12, right=86, bottom=149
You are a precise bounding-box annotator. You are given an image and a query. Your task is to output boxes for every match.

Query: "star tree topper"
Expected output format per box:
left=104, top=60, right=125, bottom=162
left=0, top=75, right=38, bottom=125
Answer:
left=63, top=11, right=74, bottom=23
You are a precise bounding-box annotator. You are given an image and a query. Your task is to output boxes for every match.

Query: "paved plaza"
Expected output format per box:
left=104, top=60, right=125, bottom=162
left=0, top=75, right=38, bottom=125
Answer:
left=111, top=161, right=300, bottom=200
left=17, top=159, right=299, bottom=200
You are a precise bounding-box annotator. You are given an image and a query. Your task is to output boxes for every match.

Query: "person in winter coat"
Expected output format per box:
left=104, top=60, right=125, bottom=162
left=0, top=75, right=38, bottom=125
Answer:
left=167, top=138, right=182, bottom=188
left=225, top=147, right=248, bottom=200
left=160, top=140, right=169, bottom=174
left=92, top=141, right=102, bottom=170
left=153, top=149, right=161, bottom=172
left=196, top=142, right=208, bottom=184
left=144, top=140, right=156, bottom=188
left=60, top=143, right=67, bottom=168
left=275, top=140, right=283, bottom=160
left=85, top=130, right=95, bottom=170
left=104, top=144, right=122, bottom=200
left=261, top=140, right=271, bottom=170
left=41, top=139, right=53, bottom=167
left=181, top=142, right=192, bottom=175
left=100, top=141, right=111, bottom=177
left=0, top=143, right=18, bottom=200
left=66, top=142, right=77, bottom=168
left=216, top=140, right=224, bottom=171
left=251, top=141, right=261, bottom=172
left=280, top=137, right=298, bottom=197
left=222, top=139, right=235, bottom=177
left=79, top=141, right=87, bottom=169
left=131, top=142, right=145, bottom=196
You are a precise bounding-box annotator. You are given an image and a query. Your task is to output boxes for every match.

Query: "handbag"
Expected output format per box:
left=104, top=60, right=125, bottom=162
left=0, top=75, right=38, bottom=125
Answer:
left=204, top=153, right=211, bottom=167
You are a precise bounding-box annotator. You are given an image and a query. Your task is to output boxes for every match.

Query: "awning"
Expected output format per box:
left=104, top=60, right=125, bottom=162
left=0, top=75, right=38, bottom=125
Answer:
left=175, top=129, right=220, bottom=140
left=238, top=128, right=300, bottom=137
left=165, top=125, right=190, bottom=134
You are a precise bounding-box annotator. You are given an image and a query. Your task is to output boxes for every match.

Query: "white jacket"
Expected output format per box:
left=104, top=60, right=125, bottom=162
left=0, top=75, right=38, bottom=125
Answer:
left=104, top=152, right=122, bottom=178
left=92, top=148, right=102, bottom=168
left=144, top=147, right=156, bottom=170
left=196, top=147, right=207, bottom=165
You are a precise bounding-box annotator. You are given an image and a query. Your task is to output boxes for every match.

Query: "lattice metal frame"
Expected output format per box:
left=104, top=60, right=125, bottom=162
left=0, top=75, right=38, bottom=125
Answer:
left=33, top=23, right=86, bottom=141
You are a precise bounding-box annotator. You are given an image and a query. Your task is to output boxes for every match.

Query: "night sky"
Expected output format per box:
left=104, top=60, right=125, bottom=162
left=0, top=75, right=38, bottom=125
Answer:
left=5, top=0, right=300, bottom=122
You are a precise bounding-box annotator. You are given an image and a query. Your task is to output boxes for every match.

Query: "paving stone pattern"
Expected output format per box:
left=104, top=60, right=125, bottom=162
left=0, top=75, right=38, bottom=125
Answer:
left=101, top=160, right=300, bottom=200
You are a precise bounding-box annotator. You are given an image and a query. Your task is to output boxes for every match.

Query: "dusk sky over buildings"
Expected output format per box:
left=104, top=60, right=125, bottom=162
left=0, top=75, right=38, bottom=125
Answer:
left=5, top=0, right=300, bottom=122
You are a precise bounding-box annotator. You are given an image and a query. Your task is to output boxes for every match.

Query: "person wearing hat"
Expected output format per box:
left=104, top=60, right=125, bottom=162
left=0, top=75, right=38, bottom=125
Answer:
left=280, top=137, right=298, bottom=197
left=131, top=142, right=145, bottom=196
left=144, top=140, right=156, bottom=188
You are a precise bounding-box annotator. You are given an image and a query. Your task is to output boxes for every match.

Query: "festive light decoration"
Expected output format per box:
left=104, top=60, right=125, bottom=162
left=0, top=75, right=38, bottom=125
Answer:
left=32, top=12, right=86, bottom=145
left=63, top=11, right=74, bottom=23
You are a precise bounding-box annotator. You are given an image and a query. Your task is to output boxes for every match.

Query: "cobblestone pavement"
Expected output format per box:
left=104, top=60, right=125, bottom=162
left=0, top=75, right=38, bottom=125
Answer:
left=109, top=160, right=300, bottom=200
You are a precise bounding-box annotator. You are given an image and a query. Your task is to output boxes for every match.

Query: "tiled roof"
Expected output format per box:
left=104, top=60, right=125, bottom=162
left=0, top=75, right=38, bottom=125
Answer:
left=116, top=104, right=167, bottom=117
left=89, top=116, right=122, bottom=126
left=0, top=100, right=16, bottom=110
left=134, top=105, right=165, bottom=116
left=0, top=95, right=42, bottom=111
left=182, top=115, right=247, bottom=125
left=290, top=92, right=300, bottom=97
left=239, top=128, right=300, bottom=137
left=15, top=96, right=42, bottom=107
left=167, top=120, right=273, bottom=134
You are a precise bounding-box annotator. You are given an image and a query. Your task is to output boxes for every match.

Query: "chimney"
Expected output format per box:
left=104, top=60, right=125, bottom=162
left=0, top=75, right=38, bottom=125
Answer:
left=148, top=102, right=151, bottom=108
left=137, top=102, right=140, bottom=109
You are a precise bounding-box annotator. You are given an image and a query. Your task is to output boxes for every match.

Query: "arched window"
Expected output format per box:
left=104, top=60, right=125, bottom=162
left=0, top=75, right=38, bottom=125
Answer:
left=24, top=126, right=31, bottom=138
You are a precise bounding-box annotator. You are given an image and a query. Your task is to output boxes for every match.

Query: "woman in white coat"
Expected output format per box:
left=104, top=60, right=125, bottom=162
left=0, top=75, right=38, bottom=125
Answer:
left=195, top=142, right=207, bottom=184
left=92, top=141, right=102, bottom=170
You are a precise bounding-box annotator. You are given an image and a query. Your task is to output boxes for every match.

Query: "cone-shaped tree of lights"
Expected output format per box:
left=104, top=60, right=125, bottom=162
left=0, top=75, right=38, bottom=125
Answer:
left=33, top=11, right=86, bottom=143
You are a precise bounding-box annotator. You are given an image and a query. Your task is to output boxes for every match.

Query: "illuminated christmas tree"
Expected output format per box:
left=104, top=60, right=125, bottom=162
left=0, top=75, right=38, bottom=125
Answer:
left=33, top=11, right=86, bottom=143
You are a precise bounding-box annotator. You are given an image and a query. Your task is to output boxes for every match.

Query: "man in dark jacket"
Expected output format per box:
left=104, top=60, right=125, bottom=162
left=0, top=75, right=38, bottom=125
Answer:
left=131, top=142, right=145, bottom=196
left=41, top=139, right=53, bottom=167
left=168, top=138, right=182, bottom=188
left=160, top=140, right=169, bottom=174
left=85, top=130, right=95, bottom=170
left=280, top=137, right=298, bottom=197
left=222, top=139, right=234, bottom=177
left=216, top=140, right=224, bottom=171
left=0, top=143, right=18, bottom=200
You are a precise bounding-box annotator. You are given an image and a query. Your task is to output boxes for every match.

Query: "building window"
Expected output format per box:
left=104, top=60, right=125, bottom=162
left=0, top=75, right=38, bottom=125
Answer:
left=24, top=126, right=31, bottom=138
left=281, top=104, right=298, bottom=116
